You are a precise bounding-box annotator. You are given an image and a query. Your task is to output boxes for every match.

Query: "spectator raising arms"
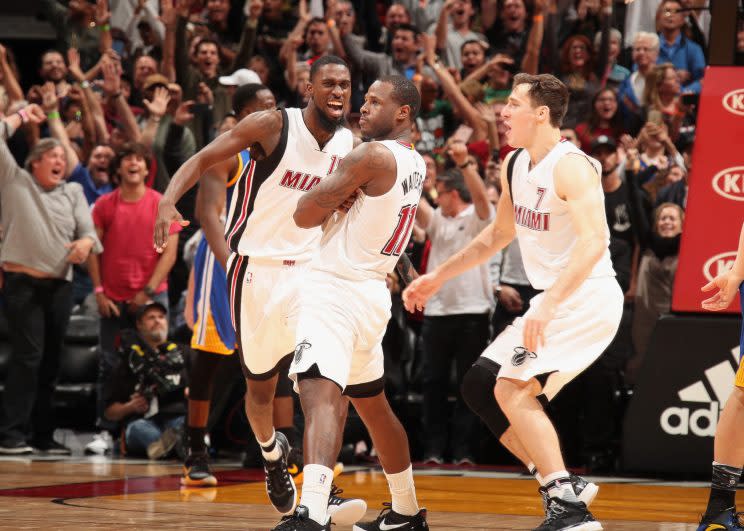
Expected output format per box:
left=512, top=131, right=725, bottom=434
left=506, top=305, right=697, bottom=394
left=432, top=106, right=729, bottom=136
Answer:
left=0, top=106, right=102, bottom=456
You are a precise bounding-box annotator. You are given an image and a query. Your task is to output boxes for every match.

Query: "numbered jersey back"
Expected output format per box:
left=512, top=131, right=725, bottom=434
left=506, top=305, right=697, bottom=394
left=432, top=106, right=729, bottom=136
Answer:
left=313, top=140, right=426, bottom=281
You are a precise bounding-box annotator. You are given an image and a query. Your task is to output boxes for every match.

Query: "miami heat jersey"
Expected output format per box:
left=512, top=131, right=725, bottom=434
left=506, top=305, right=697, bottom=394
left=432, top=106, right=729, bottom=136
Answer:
left=313, top=140, right=426, bottom=281
left=509, top=140, right=615, bottom=290
left=224, top=108, right=354, bottom=261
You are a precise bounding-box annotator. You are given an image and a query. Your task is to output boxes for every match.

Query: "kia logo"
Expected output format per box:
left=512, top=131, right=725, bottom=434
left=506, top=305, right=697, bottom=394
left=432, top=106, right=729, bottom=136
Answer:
left=723, top=89, right=744, bottom=116
left=711, top=166, right=744, bottom=201
left=703, top=252, right=737, bottom=282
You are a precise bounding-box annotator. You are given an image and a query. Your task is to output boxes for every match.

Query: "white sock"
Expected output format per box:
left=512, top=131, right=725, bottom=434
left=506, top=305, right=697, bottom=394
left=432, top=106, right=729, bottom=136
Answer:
left=257, top=430, right=282, bottom=462
left=543, top=470, right=578, bottom=502
left=299, top=464, right=333, bottom=524
left=385, top=465, right=419, bottom=516
left=527, top=462, right=545, bottom=486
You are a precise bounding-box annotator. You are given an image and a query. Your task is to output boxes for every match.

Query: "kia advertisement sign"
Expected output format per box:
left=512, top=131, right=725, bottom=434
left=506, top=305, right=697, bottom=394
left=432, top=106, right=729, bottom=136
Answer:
left=723, top=88, right=744, bottom=116
left=672, top=67, right=744, bottom=314
left=624, top=315, right=742, bottom=476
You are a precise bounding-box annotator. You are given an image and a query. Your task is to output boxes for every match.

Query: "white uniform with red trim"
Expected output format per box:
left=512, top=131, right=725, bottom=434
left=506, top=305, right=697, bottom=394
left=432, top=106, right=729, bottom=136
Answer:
left=480, top=140, right=623, bottom=398
left=289, top=140, right=426, bottom=396
left=224, top=108, right=354, bottom=378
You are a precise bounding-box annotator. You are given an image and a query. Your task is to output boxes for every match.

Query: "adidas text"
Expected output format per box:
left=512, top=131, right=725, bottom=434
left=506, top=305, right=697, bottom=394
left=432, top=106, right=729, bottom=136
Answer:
left=660, top=401, right=719, bottom=437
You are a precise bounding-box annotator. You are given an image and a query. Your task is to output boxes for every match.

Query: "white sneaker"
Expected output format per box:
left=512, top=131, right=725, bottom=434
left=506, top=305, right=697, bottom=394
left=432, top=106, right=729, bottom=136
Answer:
left=85, top=432, right=113, bottom=455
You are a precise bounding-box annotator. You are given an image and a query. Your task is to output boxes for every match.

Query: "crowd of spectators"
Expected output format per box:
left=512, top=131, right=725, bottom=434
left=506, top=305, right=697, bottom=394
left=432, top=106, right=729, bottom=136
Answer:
left=0, top=0, right=739, bottom=470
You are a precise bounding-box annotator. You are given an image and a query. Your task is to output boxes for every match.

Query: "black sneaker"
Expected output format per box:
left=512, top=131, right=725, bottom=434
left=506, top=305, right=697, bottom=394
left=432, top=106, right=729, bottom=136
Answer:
left=533, top=497, right=602, bottom=531
left=538, top=475, right=599, bottom=512
left=327, top=484, right=367, bottom=525
left=0, top=439, right=32, bottom=455
left=272, top=505, right=330, bottom=530
left=697, top=507, right=744, bottom=530
left=264, top=431, right=297, bottom=514
left=31, top=438, right=72, bottom=455
left=181, top=450, right=217, bottom=487
left=353, top=503, right=428, bottom=531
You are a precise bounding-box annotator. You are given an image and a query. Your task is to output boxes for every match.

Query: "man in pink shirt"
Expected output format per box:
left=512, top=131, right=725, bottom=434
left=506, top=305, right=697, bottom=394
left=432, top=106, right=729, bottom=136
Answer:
left=88, top=142, right=182, bottom=437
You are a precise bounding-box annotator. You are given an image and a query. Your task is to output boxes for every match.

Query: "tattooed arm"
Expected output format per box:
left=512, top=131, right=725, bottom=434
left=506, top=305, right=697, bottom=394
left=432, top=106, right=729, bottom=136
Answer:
left=395, top=253, right=420, bottom=288
left=294, top=142, right=396, bottom=228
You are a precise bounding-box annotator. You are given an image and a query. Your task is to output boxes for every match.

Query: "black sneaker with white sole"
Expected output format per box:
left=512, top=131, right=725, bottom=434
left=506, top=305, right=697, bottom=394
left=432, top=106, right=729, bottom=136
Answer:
left=353, top=503, right=428, bottom=531
left=263, top=431, right=297, bottom=514
left=272, top=505, right=331, bottom=531
left=31, top=438, right=72, bottom=455
left=0, top=439, right=32, bottom=455
left=327, top=484, right=367, bottom=525
left=533, top=497, right=602, bottom=531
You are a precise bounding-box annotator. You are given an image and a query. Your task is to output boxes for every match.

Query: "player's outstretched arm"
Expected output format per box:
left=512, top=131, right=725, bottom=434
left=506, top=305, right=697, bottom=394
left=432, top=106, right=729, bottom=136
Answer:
left=544, top=154, right=609, bottom=305
left=402, top=151, right=517, bottom=312
left=154, top=109, right=282, bottom=251
left=294, top=142, right=394, bottom=228
left=702, top=221, right=744, bottom=311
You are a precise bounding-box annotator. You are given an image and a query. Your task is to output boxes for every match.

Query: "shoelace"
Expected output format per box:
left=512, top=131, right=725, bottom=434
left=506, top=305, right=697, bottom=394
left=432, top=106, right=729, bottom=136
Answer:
left=265, top=459, right=291, bottom=495
left=542, top=499, right=569, bottom=523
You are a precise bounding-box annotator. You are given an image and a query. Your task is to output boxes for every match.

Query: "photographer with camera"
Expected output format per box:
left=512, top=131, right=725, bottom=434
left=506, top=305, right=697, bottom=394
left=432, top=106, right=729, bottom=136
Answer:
left=103, top=301, right=188, bottom=459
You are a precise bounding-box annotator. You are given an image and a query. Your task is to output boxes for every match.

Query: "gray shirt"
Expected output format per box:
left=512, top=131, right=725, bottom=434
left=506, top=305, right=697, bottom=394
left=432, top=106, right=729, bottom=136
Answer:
left=490, top=240, right=530, bottom=287
left=0, top=123, right=102, bottom=281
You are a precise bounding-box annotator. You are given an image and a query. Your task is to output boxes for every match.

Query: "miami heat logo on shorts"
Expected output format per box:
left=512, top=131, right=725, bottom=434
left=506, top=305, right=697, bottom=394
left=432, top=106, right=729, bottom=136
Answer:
left=511, top=346, right=537, bottom=367
left=294, top=340, right=312, bottom=363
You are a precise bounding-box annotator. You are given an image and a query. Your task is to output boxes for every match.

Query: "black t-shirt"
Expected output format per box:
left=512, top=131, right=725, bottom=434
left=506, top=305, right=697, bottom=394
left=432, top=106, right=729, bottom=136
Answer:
left=104, top=334, right=189, bottom=419
left=604, top=180, right=635, bottom=249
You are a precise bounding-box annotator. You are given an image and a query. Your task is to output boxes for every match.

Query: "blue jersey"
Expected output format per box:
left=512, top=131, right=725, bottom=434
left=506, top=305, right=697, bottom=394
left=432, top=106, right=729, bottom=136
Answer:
left=191, top=150, right=249, bottom=354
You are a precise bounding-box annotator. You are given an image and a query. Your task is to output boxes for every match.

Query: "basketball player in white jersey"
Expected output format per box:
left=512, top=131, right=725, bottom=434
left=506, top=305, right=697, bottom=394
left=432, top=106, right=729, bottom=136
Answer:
left=404, top=73, right=623, bottom=531
left=272, top=76, right=428, bottom=531
left=154, top=56, right=364, bottom=521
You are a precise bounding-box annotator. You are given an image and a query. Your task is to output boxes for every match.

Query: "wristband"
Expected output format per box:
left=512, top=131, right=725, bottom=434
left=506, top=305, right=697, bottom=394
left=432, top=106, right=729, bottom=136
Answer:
left=533, top=14, right=544, bottom=22
left=458, top=160, right=472, bottom=169
left=47, top=110, right=61, bottom=120
left=80, top=80, right=91, bottom=90
left=98, top=24, right=111, bottom=32
left=326, top=19, right=336, bottom=28
left=143, top=285, right=156, bottom=298
left=94, top=286, right=105, bottom=294
left=16, top=108, right=29, bottom=124
left=412, top=73, right=423, bottom=82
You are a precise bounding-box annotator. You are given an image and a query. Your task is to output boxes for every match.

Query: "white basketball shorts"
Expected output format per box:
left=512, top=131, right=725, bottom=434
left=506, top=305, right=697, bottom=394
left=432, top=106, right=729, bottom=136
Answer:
left=226, top=254, right=307, bottom=379
left=481, top=276, right=623, bottom=399
left=289, top=270, right=391, bottom=397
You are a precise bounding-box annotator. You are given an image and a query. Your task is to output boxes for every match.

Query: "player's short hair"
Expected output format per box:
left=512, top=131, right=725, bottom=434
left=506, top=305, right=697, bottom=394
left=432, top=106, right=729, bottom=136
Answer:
left=512, top=73, right=569, bottom=128
left=378, top=75, right=421, bottom=120
left=310, top=55, right=349, bottom=81
left=436, top=169, right=471, bottom=203
left=232, top=83, right=271, bottom=114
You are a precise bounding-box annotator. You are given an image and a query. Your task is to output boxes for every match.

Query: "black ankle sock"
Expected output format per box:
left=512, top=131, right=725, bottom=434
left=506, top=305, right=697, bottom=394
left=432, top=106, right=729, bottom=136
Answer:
left=705, top=462, right=742, bottom=517
left=188, top=426, right=207, bottom=454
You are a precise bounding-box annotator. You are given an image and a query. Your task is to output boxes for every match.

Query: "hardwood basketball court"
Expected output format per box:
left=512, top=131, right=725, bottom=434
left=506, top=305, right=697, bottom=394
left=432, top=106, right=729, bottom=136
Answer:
left=0, top=456, right=708, bottom=529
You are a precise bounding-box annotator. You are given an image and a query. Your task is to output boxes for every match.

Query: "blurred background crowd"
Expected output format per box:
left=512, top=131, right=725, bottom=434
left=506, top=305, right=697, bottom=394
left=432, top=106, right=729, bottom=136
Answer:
left=0, top=0, right=740, bottom=472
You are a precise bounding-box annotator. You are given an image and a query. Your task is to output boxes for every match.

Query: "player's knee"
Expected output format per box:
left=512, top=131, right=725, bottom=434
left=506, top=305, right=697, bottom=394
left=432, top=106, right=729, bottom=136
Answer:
left=245, top=379, right=275, bottom=406
left=461, top=363, right=496, bottom=417
left=732, top=385, right=744, bottom=408
left=494, top=378, right=522, bottom=411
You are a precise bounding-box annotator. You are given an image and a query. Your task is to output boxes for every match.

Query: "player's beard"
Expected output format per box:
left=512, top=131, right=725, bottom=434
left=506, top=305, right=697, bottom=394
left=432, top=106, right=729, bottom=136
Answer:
left=315, top=105, right=345, bottom=133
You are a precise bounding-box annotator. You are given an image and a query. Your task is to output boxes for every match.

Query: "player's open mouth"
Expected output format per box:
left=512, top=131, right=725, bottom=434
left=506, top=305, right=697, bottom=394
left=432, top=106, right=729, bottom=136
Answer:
left=327, top=101, right=344, bottom=116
